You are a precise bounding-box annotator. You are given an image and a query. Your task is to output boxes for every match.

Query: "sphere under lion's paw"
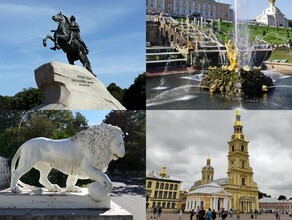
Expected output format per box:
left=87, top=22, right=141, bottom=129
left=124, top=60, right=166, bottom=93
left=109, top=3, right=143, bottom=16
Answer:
left=88, top=182, right=108, bottom=202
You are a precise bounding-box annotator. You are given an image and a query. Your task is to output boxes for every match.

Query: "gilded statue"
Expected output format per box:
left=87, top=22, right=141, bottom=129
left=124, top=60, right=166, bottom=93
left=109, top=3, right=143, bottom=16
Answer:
left=225, top=40, right=238, bottom=71
left=269, top=0, right=275, bottom=6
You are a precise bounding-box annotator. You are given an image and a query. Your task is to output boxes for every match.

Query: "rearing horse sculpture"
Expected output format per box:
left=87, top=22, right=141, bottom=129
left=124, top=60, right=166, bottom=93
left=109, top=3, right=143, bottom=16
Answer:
left=43, top=12, right=94, bottom=76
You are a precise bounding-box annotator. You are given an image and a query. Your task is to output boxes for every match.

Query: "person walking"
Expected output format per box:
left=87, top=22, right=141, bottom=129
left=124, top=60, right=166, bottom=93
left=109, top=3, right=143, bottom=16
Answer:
left=212, top=209, right=217, bottom=220
left=206, top=208, right=212, bottom=220
left=221, top=209, right=227, bottom=220
left=179, top=209, right=183, bottom=220
left=229, top=209, right=233, bottom=218
left=152, top=206, right=157, bottom=219
left=198, top=207, right=205, bottom=220
left=157, top=207, right=162, bottom=218
left=196, top=206, right=200, bottom=220
left=236, top=210, right=240, bottom=220
left=190, top=209, right=195, bottom=220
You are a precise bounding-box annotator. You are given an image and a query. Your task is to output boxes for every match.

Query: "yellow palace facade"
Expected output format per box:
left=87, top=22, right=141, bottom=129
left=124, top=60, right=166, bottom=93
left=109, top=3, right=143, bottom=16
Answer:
left=146, top=0, right=233, bottom=21
left=146, top=165, right=183, bottom=212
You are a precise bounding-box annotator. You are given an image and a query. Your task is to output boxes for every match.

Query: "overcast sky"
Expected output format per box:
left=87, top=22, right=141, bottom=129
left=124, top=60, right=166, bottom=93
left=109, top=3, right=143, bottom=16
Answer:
left=147, top=110, right=292, bottom=198
left=0, top=0, right=145, bottom=96
left=223, top=0, right=292, bottom=20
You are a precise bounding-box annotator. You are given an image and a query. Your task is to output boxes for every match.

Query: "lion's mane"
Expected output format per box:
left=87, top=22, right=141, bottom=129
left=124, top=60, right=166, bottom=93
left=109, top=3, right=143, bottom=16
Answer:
left=70, top=123, right=123, bottom=167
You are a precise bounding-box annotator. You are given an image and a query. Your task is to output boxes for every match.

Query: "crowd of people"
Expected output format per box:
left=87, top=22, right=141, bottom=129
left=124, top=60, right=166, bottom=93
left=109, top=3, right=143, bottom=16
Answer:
left=188, top=207, right=238, bottom=220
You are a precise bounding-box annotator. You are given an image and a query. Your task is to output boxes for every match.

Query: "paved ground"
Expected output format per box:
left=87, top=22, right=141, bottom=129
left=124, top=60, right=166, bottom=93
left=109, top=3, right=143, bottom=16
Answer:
left=146, top=212, right=292, bottom=220
left=110, top=176, right=146, bottom=220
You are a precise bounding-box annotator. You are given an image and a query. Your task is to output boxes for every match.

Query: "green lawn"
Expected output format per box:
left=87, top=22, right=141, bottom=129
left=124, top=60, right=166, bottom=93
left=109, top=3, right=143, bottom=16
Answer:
left=268, top=47, right=292, bottom=63
left=214, top=21, right=291, bottom=45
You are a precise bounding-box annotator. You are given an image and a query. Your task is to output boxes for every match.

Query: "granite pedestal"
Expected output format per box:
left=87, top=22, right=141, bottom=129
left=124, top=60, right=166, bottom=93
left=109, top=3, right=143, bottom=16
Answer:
left=0, top=188, right=132, bottom=220
left=34, top=62, right=126, bottom=110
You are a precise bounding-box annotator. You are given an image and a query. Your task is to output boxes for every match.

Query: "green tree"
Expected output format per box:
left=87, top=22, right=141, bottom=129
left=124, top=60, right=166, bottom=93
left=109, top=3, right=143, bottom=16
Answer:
left=107, top=83, right=125, bottom=103
left=259, top=191, right=271, bottom=199
left=278, top=195, right=287, bottom=200
left=11, top=88, right=43, bottom=110
left=0, top=96, right=13, bottom=110
left=123, top=73, right=146, bottom=110
left=103, top=111, right=146, bottom=172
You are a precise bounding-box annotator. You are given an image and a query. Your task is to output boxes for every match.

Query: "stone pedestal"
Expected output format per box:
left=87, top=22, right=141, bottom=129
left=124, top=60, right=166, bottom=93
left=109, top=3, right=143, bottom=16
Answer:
left=0, top=188, right=132, bottom=219
left=0, top=188, right=110, bottom=209
left=34, top=62, right=126, bottom=110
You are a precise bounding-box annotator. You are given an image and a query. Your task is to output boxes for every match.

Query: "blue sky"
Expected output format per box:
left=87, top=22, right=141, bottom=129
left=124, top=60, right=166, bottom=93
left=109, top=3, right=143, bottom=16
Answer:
left=223, top=0, right=292, bottom=20
left=0, top=0, right=145, bottom=96
left=72, top=110, right=110, bottom=126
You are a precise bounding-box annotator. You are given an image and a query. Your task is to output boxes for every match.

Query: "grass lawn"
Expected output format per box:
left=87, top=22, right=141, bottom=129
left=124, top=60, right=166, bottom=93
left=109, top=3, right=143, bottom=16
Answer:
left=268, top=47, right=292, bottom=63
left=214, top=21, right=291, bottom=45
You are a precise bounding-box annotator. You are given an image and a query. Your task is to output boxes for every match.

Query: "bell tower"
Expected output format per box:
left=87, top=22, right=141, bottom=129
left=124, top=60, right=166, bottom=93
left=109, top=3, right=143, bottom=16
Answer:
left=201, top=156, right=214, bottom=185
left=224, top=110, right=259, bottom=212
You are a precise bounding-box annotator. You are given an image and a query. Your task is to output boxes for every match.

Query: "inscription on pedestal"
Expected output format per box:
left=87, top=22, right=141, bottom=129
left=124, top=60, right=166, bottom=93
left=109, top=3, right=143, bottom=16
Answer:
left=72, top=75, right=95, bottom=87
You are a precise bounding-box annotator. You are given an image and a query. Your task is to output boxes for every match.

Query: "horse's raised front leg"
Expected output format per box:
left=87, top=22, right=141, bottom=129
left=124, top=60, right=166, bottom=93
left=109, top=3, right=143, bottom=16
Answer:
left=43, top=35, right=55, bottom=47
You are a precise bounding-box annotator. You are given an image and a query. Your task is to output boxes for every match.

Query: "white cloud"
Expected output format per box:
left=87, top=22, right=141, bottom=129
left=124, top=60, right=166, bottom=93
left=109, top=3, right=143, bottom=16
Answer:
left=147, top=110, right=292, bottom=197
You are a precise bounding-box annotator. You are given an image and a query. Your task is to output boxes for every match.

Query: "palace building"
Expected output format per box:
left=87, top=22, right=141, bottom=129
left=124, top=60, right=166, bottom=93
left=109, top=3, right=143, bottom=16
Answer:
left=146, top=165, right=183, bottom=212
left=256, top=0, right=288, bottom=27
left=259, top=197, right=292, bottom=212
left=186, top=110, right=259, bottom=212
left=146, top=0, right=233, bottom=21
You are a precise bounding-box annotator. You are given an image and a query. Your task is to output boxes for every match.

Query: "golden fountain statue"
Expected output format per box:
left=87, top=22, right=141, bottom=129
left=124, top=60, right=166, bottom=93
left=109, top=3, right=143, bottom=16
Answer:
left=225, top=39, right=238, bottom=71
left=269, top=0, right=275, bottom=6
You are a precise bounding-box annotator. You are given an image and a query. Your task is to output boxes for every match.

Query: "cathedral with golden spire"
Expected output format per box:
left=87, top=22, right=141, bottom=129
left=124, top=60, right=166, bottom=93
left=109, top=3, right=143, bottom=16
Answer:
left=186, top=110, right=259, bottom=212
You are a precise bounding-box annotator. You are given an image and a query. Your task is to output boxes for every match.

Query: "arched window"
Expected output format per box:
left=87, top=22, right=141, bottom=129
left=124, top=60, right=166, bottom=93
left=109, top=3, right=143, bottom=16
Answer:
left=170, top=184, right=173, bottom=190
left=232, top=146, right=235, bottom=151
left=165, top=183, right=169, bottom=190
left=173, top=192, right=177, bottom=199
left=174, top=184, right=178, bottom=190
left=241, top=145, right=244, bottom=151
left=147, top=181, right=152, bottom=188
left=160, top=183, right=164, bottom=189
left=156, top=182, right=159, bottom=189
left=242, top=161, right=245, bottom=168
left=167, top=202, right=170, bottom=208
left=242, top=178, right=246, bottom=185
left=163, top=191, right=167, bottom=198
left=172, top=203, right=176, bottom=208
left=162, top=202, right=166, bottom=208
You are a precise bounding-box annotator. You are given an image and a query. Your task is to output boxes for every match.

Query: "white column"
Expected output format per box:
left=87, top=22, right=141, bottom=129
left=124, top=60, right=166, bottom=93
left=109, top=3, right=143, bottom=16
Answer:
left=212, top=197, right=215, bottom=210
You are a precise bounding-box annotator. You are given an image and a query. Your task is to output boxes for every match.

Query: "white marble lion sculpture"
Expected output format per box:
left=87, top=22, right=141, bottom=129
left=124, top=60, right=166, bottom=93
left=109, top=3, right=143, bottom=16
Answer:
left=10, top=123, right=125, bottom=201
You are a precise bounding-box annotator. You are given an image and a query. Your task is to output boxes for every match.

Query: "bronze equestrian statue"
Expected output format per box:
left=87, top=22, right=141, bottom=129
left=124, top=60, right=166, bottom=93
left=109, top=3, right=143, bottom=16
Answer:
left=43, top=12, right=94, bottom=76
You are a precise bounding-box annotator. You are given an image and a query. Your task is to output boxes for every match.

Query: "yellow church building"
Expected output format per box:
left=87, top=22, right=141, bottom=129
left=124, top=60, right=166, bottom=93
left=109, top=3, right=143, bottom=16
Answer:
left=187, top=110, right=259, bottom=212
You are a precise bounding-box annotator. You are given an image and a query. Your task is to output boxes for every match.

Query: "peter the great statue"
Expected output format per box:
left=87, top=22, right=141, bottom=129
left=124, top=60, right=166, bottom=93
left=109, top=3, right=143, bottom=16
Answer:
left=43, top=12, right=94, bottom=76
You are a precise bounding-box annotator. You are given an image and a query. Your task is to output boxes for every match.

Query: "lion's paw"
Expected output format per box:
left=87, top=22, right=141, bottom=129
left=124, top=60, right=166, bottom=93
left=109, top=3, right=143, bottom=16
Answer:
left=11, top=185, right=22, bottom=193
left=66, top=186, right=82, bottom=192
left=48, top=184, right=61, bottom=192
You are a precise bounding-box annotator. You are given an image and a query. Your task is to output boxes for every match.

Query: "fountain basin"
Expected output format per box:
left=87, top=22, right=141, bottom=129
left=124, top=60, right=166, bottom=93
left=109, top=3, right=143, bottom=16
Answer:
left=200, top=68, right=274, bottom=97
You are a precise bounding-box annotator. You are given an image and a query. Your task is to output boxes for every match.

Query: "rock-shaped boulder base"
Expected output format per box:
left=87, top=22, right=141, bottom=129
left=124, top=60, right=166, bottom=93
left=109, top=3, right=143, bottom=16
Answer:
left=34, top=62, right=126, bottom=110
